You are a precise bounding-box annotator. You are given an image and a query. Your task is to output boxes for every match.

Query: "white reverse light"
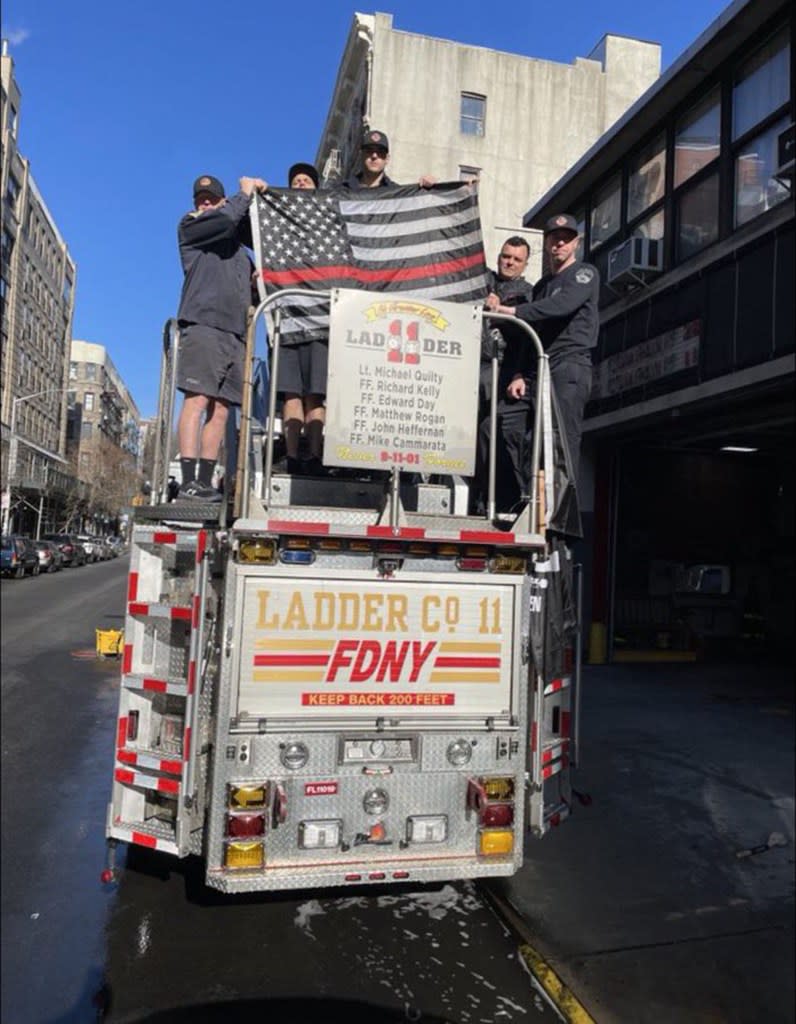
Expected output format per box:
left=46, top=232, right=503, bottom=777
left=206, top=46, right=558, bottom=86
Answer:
left=407, top=815, right=448, bottom=844
left=298, top=819, right=342, bottom=849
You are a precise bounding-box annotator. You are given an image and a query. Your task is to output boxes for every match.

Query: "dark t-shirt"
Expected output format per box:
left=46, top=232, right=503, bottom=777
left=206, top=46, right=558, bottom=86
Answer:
left=513, top=260, right=600, bottom=369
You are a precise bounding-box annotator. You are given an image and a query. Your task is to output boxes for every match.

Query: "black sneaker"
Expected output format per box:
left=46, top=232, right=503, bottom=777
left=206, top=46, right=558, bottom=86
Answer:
left=286, top=457, right=303, bottom=475
left=177, top=480, right=223, bottom=503
left=303, top=457, right=328, bottom=477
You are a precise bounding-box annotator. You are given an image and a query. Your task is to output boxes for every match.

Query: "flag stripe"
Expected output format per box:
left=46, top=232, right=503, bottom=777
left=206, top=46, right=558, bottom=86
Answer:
left=261, top=249, right=485, bottom=287
left=338, top=188, right=472, bottom=216
left=351, top=229, right=485, bottom=262
left=254, top=184, right=488, bottom=341
left=346, top=206, right=481, bottom=239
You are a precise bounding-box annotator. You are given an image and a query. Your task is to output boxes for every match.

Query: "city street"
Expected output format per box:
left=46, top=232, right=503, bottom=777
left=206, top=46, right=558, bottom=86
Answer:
left=0, top=560, right=558, bottom=1024
left=2, top=558, right=792, bottom=1023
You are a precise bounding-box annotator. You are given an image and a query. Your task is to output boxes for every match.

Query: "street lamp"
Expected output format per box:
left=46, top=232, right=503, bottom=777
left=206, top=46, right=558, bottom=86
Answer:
left=2, top=387, right=71, bottom=535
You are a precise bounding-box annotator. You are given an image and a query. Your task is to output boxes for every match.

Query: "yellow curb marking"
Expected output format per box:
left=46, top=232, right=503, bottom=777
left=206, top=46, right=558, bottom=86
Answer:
left=518, top=942, right=597, bottom=1024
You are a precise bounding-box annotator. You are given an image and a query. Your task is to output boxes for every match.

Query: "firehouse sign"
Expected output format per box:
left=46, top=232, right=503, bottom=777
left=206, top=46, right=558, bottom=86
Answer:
left=324, top=289, right=481, bottom=474
left=236, top=578, right=515, bottom=717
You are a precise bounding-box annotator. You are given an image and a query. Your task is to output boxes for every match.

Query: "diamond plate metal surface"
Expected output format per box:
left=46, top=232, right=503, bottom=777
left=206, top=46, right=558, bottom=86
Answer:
left=201, top=560, right=530, bottom=892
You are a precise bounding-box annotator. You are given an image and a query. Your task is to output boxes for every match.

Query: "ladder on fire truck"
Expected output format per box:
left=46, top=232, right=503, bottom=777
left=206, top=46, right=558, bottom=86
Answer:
left=106, top=290, right=582, bottom=872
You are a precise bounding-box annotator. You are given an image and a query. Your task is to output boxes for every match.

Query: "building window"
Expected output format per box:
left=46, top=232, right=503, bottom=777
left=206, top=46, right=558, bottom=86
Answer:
left=85, top=362, right=97, bottom=380
left=733, top=26, right=790, bottom=142
left=590, top=174, right=621, bottom=250
left=460, top=93, right=486, bottom=137
left=634, top=207, right=665, bottom=242
left=1, top=228, right=14, bottom=265
left=571, top=209, right=587, bottom=262
left=677, top=172, right=719, bottom=262
left=69, top=361, right=78, bottom=380
left=6, top=174, right=21, bottom=211
left=674, top=89, right=721, bottom=188
left=84, top=392, right=95, bottom=412
left=628, top=134, right=666, bottom=222
left=81, top=422, right=93, bottom=440
left=734, top=116, right=791, bottom=228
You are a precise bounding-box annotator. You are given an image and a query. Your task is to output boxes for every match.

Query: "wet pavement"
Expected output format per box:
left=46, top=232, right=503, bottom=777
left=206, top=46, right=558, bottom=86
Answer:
left=1, top=561, right=558, bottom=1024
left=3, top=561, right=792, bottom=1023
left=501, top=660, right=795, bottom=1024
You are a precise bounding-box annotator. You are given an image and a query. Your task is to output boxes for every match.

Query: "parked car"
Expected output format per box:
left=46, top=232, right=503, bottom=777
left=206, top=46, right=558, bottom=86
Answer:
left=94, top=537, right=111, bottom=561
left=34, top=539, right=64, bottom=573
left=77, top=534, right=100, bottom=563
left=1, top=535, right=41, bottom=578
left=42, top=534, right=87, bottom=567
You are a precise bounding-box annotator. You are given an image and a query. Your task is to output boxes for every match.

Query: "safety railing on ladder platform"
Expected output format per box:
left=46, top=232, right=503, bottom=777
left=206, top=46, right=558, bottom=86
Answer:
left=151, top=318, right=180, bottom=507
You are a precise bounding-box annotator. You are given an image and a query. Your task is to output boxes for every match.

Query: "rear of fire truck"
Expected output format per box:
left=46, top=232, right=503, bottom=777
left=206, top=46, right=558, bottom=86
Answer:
left=104, top=286, right=578, bottom=894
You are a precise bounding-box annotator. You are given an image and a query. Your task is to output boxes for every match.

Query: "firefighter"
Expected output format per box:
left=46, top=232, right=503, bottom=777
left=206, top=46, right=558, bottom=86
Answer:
left=175, top=173, right=267, bottom=500
left=485, top=214, right=599, bottom=489
left=341, top=130, right=436, bottom=190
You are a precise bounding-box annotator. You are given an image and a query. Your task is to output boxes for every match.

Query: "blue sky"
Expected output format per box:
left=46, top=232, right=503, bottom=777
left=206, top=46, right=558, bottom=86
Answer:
left=4, top=0, right=730, bottom=418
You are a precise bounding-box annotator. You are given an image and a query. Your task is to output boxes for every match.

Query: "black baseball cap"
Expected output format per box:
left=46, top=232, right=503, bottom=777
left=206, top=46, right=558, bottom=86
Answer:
left=288, top=162, right=320, bottom=187
left=193, top=174, right=225, bottom=200
left=544, top=214, right=579, bottom=236
left=362, top=129, right=389, bottom=152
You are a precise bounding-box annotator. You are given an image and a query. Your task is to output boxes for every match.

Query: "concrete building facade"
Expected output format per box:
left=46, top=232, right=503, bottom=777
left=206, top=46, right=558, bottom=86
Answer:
left=523, top=0, right=793, bottom=662
left=1, top=41, right=77, bottom=536
left=316, top=12, right=661, bottom=272
left=67, top=340, right=141, bottom=531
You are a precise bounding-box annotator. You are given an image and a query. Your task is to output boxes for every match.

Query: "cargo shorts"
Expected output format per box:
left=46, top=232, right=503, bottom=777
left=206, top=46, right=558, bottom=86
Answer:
left=176, top=322, right=245, bottom=404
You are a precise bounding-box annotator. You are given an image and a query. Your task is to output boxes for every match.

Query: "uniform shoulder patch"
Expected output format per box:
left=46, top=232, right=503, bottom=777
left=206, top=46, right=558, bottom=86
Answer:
left=575, top=266, right=595, bottom=285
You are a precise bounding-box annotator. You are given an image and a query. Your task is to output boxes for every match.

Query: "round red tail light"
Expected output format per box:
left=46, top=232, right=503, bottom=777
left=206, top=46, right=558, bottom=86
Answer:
left=482, top=803, right=514, bottom=827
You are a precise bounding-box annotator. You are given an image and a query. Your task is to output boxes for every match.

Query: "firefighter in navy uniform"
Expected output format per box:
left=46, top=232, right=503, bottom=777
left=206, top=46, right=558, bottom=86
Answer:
left=485, top=214, right=599, bottom=499
left=341, top=129, right=436, bottom=190
left=474, top=237, right=535, bottom=511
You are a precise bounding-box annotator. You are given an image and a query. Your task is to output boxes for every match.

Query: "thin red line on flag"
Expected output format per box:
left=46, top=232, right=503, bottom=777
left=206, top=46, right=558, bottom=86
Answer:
left=262, top=250, right=484, bottom=287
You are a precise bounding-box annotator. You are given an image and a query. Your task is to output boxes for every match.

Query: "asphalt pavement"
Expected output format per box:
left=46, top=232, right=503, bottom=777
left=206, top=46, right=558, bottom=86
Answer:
left=2, top=560, right=793, bottom=1023
left=499, top=660, right=795, bottom=1024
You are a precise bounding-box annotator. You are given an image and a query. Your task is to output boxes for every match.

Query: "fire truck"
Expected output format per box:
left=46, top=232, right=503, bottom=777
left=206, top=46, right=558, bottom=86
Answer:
left=104, top=286, right=582, bottom=894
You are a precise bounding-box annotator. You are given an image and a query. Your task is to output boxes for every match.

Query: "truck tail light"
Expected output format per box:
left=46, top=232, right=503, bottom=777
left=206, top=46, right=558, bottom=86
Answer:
left=224, top=841, right=264, bottom=870
left=226, top=812, right=266, bottom=838
left=228, top=783, right=268, bottom=809
left=481, top=803, right=514, bottom=827
left=478, top=830, right=514, bottom=856
left=238, top=538, right=276, bottom=564
left=457, top=557, right=487, bottom=571
left=483, top=777, right=514, bottom=801
left=491, top=554, right=527, bottom=574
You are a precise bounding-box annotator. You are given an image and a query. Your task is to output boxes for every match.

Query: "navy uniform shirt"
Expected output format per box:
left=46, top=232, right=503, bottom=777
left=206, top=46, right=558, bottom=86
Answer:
left=340, top=172, right=398, bottom=190
left=177, top=190, right=254, bottom=337
left=513, top=260, right=600, bottom=369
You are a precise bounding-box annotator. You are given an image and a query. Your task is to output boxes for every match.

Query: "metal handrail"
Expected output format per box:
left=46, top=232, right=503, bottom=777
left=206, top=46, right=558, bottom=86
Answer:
left=151, top=318, right=179, bottom=505
left=482, top=313, right=547, bottom=529
left=237, top=292, right=550, bottom=530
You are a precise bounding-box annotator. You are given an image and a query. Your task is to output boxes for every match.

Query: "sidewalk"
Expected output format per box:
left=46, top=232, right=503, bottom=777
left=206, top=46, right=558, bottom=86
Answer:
left=501, top=661, right=795, bottom=1024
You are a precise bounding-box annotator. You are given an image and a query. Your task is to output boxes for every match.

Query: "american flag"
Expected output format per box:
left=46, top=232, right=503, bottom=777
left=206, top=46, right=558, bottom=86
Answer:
left=251, top=183, right=488, bottom=344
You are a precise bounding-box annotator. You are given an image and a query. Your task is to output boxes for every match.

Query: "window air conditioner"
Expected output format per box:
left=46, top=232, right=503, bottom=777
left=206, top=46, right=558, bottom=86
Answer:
left=607, top=236, right=662, bottom=287
left=774, top=123, right=794, bottom=185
